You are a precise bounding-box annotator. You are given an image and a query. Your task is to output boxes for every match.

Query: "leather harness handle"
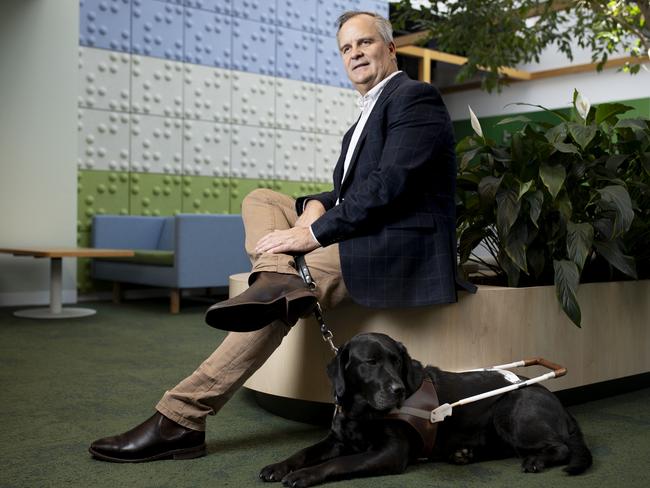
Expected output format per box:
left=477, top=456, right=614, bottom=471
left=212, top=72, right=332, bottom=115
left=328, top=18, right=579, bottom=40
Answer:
left=523, top=357, right=567, bottom=378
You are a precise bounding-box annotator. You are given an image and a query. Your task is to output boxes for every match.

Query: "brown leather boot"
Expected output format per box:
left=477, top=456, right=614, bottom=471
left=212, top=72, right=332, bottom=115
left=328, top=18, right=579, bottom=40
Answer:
left=205, top=272, right=317, bottom=332
left=89, top=412, right=206, bottom=463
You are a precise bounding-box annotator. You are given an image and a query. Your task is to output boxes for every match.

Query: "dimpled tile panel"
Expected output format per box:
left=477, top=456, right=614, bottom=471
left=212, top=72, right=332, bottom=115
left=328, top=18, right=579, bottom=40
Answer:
left=78, top=47, right=131, bottom=112
left=181, top=175, right=231, bottom=213
left=79, top=0, right=131, bottom=52
left=275, top=78, right=316, bottom=132
left=183, top=8, right=232, bottom=68
left=183, top=64, right=232, bottom=122
left=130, top=114, right=183, bottom=174
left=230, top=125, right=275, bottom=179
left=232, top=0, right=276, bottom=24
left=314, top=133, right=341, bottom=183
left=129, top=172, right=183, bottom=215
left=232, top=18, right=276, bottom=76
left=274, top=130, right=315, bottom=182
left=132, top=0, right=184, bottom=61
left=276, top=0, right=317, bottom=33
left=276, top=27, right=317, bottom=83
left=78, top=108, right=131, bottom=172
left=316, top=0, right=349, bottom=37
left=229, top=178, right=274, bottom=213
left=316, top=84, right=357, bottom=135
left=271, top=180, right=319, bottom=200
left=77, top=170, right=131, bottom=232
left=231, top=71, right=275, bottom=127
left=317, top=34, right=350, bottom=88
left=131, top=55, right=184, bottom=117
left=183, top=120, right=231, bottom=177
left=184, top=0, right=232, bottom=15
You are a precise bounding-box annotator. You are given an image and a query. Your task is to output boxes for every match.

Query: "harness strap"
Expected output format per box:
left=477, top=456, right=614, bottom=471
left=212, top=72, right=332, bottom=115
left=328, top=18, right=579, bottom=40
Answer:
left=385, top=378, right=440, bottom=459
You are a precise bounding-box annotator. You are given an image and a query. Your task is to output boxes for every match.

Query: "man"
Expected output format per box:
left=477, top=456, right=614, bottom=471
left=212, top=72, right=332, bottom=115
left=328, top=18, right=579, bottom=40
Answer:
left=89, top=11, right=473, bottom=463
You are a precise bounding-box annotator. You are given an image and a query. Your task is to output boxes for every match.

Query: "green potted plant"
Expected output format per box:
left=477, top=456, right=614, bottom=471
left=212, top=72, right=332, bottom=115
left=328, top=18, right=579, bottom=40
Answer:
left=456, top=90, right=650, bottom=326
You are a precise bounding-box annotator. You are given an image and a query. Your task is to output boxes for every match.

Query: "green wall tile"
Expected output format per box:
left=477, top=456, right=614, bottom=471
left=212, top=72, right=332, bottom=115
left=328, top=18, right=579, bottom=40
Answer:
left=181, top=176, right=231, bottom=214
left=77, top=170, right=130, bottom=233
left=129, top=172, right=183, bottom=216
left=229, top=178, right=274, bottom=214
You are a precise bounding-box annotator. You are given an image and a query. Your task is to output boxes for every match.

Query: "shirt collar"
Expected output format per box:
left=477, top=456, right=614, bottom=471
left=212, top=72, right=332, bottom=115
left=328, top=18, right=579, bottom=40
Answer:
left=356, top=70, right=402, bottom=112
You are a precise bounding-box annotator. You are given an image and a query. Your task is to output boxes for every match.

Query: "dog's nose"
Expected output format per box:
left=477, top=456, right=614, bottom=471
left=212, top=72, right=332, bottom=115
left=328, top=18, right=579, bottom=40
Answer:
left=389, top=383, right=405, bottom=397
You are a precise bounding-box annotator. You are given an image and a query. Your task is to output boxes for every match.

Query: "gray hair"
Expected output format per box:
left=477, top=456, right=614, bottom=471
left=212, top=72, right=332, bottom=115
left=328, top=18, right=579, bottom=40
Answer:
left=336, top=11, right=394, bottom=44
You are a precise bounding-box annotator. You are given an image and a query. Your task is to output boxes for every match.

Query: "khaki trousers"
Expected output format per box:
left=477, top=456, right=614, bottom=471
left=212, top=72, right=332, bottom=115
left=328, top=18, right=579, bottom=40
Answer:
left=156, top=189, right=348, bottom=431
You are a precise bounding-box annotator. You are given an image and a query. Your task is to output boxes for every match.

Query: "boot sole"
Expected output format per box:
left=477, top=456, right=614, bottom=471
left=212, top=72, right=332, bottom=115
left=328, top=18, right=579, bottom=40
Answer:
left=88, top=443, right=207, bottom=463
left=205, top=293, right=317, bottom=332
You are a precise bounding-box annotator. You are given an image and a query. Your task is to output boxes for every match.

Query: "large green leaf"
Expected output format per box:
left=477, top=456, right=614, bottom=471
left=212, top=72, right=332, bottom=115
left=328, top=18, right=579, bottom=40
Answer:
left=497, top=116, right=532, bottom=125
left=458, top=224, right=490, bottom=264
left=500, top=252, right=521, bottom=287
left=606, top=154, right=628, bottom=172
left=539, top=164, right=566, bottom=199
left=553, top=260, right=582, bottom=327
left=568, top=122, right=597, bottom=150
left=566, top=221, right=594, bottom=270
left=478, top=176, right=502, bottom=202
left=505, top=222, right=528, bottom=273
left=524, top=190, right=544, bottom=227
left=517, top=180, right=533, bottom=200
left=615, top=119, right=649, bottom=132
left=595, top=103, right=633, bottom=125
left=596, top=185, right=635, bottom=236
left=545, top=123, right=568, bottom=144
left=552, top=141, right=581, bottom=155
left=527, top=246, right=546, bottom=278
left=593, top=240, right=638, bottom=278
left=460, top=147, right=483, bottom=170
left=556, top=192, right=573, bottom=222
left=496, top=189, right=521, bottom=236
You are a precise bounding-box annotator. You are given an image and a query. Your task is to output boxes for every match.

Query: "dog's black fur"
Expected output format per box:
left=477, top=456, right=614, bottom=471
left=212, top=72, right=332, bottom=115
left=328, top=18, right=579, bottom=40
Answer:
left=260, top=333, right=592, bottom=487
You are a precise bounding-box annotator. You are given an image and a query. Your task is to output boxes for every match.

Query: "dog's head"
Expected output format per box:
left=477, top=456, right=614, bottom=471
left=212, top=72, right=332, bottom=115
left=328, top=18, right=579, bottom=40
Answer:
left=326, top=333, right=424, bottom=417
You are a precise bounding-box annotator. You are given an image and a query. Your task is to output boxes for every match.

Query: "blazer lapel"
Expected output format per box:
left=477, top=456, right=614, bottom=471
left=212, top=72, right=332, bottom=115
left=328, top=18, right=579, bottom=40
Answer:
left=339, top=72, right=407, bottom=192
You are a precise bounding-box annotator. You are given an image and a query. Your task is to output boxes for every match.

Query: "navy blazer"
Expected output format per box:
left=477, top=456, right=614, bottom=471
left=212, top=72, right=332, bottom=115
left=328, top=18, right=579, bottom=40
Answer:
left=296, top=72, right=473, bottom=308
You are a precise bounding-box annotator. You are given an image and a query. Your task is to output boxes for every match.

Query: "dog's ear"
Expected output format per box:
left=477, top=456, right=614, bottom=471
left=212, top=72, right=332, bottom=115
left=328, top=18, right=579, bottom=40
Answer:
left=397, top=341, right=424, bottom=395
left=326, top=343, right=349, bottom=404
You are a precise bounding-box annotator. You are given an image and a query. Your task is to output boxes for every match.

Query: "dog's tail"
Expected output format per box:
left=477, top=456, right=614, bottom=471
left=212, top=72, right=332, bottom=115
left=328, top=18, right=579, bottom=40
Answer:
left=563, top=414, right=592, bottom=475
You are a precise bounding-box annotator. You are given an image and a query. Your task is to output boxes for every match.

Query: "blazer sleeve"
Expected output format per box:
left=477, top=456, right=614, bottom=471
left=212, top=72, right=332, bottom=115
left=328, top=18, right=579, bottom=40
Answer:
left=295, top=190, right=337, bottom=216
left=311, top=83, right=451, bottom=246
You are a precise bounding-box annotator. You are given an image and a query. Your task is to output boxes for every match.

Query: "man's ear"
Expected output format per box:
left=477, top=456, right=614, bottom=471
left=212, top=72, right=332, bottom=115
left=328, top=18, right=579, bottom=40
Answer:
left=397, top=341, right=424, bottom=395
left=326, top=343, right=349, bottom=403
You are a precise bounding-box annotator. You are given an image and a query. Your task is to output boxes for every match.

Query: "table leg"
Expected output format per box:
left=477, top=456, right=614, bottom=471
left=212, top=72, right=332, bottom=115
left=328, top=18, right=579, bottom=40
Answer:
left=13, top=257, right=97, bottom=319
left=50, top=257, right=63, bottom=314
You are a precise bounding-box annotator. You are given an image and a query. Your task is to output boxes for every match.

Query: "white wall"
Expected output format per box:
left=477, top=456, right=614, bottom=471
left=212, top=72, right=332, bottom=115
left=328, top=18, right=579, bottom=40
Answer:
left=0, top=0, right=79, bottom=307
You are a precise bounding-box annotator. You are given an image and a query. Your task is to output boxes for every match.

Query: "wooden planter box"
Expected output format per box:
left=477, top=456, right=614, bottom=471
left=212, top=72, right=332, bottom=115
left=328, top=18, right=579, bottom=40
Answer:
left=233, top=274, right=650, bottom=404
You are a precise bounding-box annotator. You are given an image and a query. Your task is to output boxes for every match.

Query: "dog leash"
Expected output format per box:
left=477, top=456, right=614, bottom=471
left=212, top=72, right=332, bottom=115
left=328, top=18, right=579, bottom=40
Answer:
left=294, top=255, right=338, bottom=354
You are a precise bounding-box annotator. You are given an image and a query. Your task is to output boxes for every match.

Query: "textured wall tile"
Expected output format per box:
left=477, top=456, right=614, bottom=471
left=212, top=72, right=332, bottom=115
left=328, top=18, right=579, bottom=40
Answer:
left=274, top=129, right=315, bottom=181
left=183, top=8, right=232, bottom=68
left=131, top=55, right=184, bottom=117
left=181, top=175, right=231, bottom=213
left=183, top=119, right=231, bottom=177
left=232, top=0, right=276, bottom=24
left=316, top=84, right=357, bottom=135
left=78, top=108, right=131, bottom=171
left=232, top=18, right=276, bottom=76
left=130, top=114, right=183, bottom=174
left=80, top=0, right=131, bottom=52
left=132, top=0, right=184, bottom=60
left=315, top=133, right=341, bottom=183
left=231, top=71, right=276, bottom=127
left=275, top=78, right=316, bottom=132
left=183, top=64, right=232, bottom=122
left=231, top=125, right=275, bottom=179
left=78, top=47, right=131, bottom=112
left=129, top=172, right=183, bottom=215
left=277, top=0, right=317, bottom=33
left=276, top=28, right=317, bottom=83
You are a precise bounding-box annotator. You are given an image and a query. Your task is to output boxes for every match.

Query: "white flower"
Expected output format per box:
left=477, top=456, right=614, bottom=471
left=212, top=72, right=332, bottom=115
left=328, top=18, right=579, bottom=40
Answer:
left=575, top=91, right=591, bottom=120
left=468, top=105, right=483, bottom=138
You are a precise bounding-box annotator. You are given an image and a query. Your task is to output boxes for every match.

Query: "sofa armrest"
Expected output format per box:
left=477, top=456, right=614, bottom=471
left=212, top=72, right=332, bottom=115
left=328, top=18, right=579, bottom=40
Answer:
left=92, top=215, right=166, bottom=249
left=174, top=214, right=251, bottom=288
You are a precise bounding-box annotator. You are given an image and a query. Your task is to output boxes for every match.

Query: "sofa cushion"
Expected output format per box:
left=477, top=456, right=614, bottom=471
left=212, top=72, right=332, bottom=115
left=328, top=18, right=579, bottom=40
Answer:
left=104, top=249, right=174, bottom=267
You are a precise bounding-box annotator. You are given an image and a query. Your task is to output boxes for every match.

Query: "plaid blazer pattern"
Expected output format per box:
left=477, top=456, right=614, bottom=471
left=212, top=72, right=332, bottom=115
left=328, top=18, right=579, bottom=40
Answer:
left=296, top=73, right=473, bottom=308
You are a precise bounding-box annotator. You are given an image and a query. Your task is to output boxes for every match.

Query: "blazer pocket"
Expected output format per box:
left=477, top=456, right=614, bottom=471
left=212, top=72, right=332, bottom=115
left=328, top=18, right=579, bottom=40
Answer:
left=386, top=213, right=437, bottom=230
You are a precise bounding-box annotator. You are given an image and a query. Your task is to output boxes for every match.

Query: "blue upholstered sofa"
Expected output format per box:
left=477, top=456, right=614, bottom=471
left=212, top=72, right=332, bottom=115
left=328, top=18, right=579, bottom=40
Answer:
left=92, top=214, right=251, bottom=313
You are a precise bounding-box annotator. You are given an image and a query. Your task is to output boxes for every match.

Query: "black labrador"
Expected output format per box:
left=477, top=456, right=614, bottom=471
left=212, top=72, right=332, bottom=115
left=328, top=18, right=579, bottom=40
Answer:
left=260, top=333, right=592, bottom=487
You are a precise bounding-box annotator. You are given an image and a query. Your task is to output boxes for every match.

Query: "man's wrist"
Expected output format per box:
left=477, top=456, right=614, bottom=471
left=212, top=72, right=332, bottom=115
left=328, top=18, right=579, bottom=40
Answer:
left=309, top=225, right=321, bottom=247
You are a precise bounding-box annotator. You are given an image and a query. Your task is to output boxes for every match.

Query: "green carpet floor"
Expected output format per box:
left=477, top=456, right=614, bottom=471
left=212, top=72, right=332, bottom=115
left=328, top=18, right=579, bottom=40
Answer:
left=1, top=298, right=649, bottom=488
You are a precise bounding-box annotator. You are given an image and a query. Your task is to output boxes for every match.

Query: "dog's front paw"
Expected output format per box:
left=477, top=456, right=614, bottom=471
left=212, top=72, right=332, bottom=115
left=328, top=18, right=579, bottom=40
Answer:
left=449, top=447, right=474, bottom=465
left=522, top=456, right=545, bottom=473
left=259, top=462, right=292, bottom=482
left=281, top=468, right=321, bottom=488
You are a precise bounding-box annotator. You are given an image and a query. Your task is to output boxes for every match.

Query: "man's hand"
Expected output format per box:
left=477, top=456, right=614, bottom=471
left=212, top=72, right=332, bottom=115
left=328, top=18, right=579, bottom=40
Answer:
left=255, top=227, right=320, bottom=255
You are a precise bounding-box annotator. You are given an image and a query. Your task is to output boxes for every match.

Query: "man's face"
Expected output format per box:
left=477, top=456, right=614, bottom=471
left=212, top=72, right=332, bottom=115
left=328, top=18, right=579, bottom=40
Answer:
left=337, top=15, right=397, bottom=95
